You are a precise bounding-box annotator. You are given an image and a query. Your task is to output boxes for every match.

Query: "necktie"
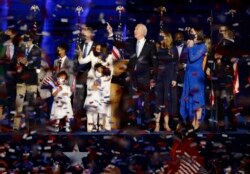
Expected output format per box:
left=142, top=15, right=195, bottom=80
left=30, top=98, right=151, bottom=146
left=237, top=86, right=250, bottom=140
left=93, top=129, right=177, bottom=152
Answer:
left=136, top=41, right=140, bottom=57
left=83, top=43, right=88, bottom=57
left=6, top=45, right=11, bottom=61
left=58, top=59, right=62, bottom=72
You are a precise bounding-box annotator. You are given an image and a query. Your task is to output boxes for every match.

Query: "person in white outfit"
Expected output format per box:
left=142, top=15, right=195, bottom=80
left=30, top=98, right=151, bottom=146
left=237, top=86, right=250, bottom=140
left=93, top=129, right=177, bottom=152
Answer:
left=78, top=43, right=115, bottom=132
left=50, top=71, right=74, bottom=132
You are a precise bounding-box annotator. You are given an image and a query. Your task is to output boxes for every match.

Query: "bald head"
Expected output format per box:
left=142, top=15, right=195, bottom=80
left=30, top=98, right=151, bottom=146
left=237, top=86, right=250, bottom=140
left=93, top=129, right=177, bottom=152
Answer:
left=134, top=24, right=147, bottom=40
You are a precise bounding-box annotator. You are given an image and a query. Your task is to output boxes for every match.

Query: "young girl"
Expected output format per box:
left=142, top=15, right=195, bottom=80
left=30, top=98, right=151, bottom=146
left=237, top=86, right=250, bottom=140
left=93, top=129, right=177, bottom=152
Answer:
left=50, top=71, right=74, bottom=132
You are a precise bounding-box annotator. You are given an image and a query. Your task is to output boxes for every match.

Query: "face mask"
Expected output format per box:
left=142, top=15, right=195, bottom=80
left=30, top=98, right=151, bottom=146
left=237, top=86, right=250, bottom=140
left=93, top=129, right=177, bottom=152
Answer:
left=158, top=35, right=164, bottom=42
left=175, top=40, right=183, bottom=46
left=95, top=71, right=102, bottom=78
left=93, top=50, right=101, bottom=57
left=188, top=34, right=196, bottom=40
left=58, top=78, right=65, bottom=84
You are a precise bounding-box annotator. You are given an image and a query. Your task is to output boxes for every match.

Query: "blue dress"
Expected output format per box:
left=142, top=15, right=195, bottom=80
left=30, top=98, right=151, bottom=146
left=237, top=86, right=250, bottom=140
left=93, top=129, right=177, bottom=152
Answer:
left=180, top=43, right=207, bottom=122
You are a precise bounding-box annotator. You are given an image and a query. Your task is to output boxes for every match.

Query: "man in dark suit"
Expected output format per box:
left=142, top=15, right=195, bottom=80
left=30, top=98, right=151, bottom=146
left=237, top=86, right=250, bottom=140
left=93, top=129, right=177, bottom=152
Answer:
left=73, top=26, right=95, bottom=126
left=16, top=33, right=41, bottom=115
left=2, top=28, right=20, bottom=113
left=172, top=32, right=188, bottom=121
left=107, top=23, right=158, bottom=128
left=173, top=32, right=188, bottom=96
left=212, top=25, right=238, bottom=131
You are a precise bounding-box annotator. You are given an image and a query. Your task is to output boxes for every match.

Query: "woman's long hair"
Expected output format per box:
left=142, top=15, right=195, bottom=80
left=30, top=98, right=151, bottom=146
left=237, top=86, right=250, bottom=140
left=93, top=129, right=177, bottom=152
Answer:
left=159, top=30, right=173, bottom=50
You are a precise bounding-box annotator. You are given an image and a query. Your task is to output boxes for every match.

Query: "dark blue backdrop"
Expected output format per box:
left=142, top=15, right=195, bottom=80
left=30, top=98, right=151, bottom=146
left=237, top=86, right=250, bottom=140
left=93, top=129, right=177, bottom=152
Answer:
left=1, top=0, right=250, bottom=64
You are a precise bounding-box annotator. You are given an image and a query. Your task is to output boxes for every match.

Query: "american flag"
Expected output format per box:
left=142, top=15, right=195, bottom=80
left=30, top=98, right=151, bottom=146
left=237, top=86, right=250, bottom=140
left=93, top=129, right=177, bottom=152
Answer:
left=112, top=46, right=121, bottom=60
left=41, top=76, right=57, bottom=89
left=170, top=137, right=208, bottom=174
left=177, top=152, right=202, bottom=174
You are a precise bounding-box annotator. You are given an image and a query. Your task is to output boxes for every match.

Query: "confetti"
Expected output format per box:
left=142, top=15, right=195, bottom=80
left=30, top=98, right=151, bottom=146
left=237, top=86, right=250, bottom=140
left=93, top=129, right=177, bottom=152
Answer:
left=61, top=18, right=68, bottom=23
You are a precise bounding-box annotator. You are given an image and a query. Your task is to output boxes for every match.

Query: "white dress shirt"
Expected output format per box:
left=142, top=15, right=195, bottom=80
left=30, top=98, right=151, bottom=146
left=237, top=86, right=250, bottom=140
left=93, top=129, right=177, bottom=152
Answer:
left=136, top=38, right=146, bottom=57
left=4, top=41, right=14, bottom=60
left=82, top=41, right=93, bottom=57
left=176, top=44, right=184, bottom=58
left=59, top=55, right=67, bottom=68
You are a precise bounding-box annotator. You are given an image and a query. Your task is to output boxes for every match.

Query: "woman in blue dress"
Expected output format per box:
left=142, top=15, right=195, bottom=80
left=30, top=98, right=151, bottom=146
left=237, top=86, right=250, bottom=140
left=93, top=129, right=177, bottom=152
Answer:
left=180, top=28, right=207, bottom=130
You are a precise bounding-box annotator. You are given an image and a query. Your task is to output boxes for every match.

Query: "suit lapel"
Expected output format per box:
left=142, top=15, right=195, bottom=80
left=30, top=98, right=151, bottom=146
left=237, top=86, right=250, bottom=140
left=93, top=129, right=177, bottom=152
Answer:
left=87, top=42, right=94, bottom=55
left=173, top=46, right=179, bottom=60
left=180, top=45, right=186, bottom=57
left=62, top=57, right=68, bottom=68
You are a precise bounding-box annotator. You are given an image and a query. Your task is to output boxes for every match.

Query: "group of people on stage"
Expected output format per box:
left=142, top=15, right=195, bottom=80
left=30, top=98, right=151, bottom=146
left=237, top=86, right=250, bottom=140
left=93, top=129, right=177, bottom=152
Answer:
left=0, top=21, right=247, bottom=132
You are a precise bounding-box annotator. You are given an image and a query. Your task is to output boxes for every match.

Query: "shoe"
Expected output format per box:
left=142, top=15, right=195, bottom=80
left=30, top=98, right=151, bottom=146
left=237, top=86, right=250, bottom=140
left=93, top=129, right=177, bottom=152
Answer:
left=54, top=127, right=59, bottom=132
left=154, top=122, right=160, bottom=132
left=226, top=126, right=237, bottom=132
left=217, top=126, right=225, bottom=132
left=65, top=127, right=71, bottom=132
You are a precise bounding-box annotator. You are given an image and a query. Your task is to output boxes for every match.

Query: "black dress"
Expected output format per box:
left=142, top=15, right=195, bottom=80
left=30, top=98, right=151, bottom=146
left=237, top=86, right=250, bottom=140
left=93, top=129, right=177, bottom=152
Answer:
left=155, top=47, right=178, bottom=116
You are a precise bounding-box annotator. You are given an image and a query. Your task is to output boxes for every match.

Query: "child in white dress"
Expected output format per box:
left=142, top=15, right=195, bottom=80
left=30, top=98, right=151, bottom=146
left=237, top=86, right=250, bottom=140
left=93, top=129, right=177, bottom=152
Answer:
left=50, top=71, right=73, bottom=132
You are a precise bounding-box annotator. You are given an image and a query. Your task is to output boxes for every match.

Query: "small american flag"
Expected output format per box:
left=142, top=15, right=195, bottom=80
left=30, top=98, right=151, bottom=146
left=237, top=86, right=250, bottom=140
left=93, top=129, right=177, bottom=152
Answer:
left=112, top=46, right=121, bottom=60
left=41, top=76, right=57, bottom=88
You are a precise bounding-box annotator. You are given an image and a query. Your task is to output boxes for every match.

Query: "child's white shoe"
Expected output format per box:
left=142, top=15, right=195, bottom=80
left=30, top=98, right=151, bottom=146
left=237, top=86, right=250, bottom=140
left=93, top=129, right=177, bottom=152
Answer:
left=65, top=127, right=71, bottom=132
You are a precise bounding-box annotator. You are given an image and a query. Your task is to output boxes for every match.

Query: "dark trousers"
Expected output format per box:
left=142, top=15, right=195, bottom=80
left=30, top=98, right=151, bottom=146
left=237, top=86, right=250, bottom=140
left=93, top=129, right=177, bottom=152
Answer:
left=128, top=75, right=152, bottom=128
left=216, top=88, right=236, bottom=128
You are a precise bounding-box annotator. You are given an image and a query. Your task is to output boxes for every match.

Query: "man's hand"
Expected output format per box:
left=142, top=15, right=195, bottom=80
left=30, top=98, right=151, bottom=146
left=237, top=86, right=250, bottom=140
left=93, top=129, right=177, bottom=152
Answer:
left=206, top=67, right=211, bottom=76
left=171, top=80, right=177, bottom=87
left=150, top=79, right=156, bottom=89
left=106, top=23, right=113, bottom=37
left=214, top=53, right=222, bottom=59
left=18, top=57, right=28, bottom=65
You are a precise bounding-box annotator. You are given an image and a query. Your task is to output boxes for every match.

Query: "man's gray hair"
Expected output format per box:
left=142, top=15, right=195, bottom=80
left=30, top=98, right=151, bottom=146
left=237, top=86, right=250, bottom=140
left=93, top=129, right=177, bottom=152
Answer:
left=138, top=23, right=147, bottom=36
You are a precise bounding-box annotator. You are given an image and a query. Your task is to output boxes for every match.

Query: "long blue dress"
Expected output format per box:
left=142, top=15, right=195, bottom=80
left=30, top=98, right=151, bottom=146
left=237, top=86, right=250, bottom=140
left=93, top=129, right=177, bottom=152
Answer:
left=180, top=43, right=207, bottom=122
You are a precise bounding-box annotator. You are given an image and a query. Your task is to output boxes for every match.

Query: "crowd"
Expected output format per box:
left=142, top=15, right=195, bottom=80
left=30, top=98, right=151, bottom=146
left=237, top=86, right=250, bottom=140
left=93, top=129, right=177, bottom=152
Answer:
left=0, top=128, right=249, bottom=173
left=0, top=21, right=249, bottom=133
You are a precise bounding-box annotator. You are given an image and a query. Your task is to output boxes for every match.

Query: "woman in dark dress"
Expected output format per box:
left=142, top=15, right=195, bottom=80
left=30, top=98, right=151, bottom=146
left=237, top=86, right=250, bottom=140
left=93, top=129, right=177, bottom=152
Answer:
left=180, top=28, right=207, bottom=130
left=154, top=30, right=178, bottom=131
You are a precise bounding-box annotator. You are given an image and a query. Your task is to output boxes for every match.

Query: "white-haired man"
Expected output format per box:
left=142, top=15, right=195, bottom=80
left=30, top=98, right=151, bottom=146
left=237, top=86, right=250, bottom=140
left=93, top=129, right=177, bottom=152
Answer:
left=107, top=23, right=158, bottom=129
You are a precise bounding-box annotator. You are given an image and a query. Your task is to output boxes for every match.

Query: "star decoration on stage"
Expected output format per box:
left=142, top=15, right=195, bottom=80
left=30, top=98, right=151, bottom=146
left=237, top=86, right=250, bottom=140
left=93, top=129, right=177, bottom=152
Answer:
left=63, top=144, right=89, bottom=168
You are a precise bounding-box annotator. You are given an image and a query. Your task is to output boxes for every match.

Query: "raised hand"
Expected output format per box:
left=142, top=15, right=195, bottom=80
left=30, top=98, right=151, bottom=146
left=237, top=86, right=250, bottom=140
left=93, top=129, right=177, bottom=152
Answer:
left=106, top=23, right=113, bottom=37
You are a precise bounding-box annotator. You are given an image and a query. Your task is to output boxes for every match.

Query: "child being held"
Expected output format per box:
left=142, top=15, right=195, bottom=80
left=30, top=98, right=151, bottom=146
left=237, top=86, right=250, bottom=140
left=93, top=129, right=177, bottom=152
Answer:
left=84, top=63, right=111, bottom=132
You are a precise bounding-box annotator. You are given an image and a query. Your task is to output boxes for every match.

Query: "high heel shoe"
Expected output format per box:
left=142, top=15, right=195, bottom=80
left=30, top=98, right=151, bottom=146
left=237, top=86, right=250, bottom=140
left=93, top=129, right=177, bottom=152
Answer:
left=154, top=113, right=161, bottom=132
left=155, top=122, right=160, bottom=132
left=163, top=115, right=171, bottom=131
left=163, top=123, right=172, bottom=131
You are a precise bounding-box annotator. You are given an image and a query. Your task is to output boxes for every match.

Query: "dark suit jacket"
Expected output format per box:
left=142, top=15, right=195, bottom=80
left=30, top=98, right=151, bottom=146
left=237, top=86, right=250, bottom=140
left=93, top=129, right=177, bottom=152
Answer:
left=173, top=44, right=188, bottom=84
left=17, top=44, right=41, bottom=85
left=125, top=39, right=158, bottom=84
